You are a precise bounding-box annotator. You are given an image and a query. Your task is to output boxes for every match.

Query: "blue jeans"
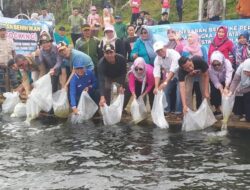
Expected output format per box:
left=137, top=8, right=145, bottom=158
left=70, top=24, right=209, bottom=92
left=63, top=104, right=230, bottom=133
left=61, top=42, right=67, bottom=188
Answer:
left=164, top=77, right=182, bottom=113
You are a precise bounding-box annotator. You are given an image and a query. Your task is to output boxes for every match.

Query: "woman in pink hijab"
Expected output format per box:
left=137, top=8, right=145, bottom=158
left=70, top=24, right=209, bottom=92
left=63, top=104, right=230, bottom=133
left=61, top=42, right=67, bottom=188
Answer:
left=128, top=57, right=155, bottom=108
left=208, top=26, right=234, bottom=64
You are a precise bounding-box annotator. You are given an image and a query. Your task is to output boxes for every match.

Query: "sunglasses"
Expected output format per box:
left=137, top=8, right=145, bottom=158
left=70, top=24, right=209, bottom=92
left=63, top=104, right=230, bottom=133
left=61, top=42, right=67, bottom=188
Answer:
left=212, top=63, right=221, bottom=67
left=135, top=67, right=144, bottom=71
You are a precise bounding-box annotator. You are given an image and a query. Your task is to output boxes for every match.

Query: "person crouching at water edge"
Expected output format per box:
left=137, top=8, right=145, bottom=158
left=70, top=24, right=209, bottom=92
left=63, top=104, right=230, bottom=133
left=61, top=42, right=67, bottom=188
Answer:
left=228, top=59, right=250, bottom=122
left=69, top=60, right=99, bottom=115
left=178, top=56, right=210, bottom=114
left=97, top=44, right=131, bottom=109
left=128, top=57, right=155, bottom=109
left=153, top=41, right=182, bottom=118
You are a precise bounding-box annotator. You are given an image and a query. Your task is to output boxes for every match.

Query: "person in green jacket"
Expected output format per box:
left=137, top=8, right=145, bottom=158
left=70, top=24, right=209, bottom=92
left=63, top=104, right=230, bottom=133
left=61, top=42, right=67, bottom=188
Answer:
left=114, top=15, right=127, bottom=40
left=75, top=24, right=100, bottom=74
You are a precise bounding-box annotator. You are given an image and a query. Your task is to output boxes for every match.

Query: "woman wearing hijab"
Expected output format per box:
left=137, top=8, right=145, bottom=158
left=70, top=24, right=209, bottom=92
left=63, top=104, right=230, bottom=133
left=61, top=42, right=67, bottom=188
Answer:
left=208, top=26, right=234, bottom=65
left=233, top=31, right=250, bottom=69
left=128, top=57, right=155, bottom=108
left=131, top=26, right=156, bottom=66
left=166, top=29, right=184, bottom=54
left=182, top=31, right=208, bottom=109
left=97, top=25, right=125, bottom=59
left=229, top=58, right=250, bottom=122
left=209, top=51, right=234, bottom=115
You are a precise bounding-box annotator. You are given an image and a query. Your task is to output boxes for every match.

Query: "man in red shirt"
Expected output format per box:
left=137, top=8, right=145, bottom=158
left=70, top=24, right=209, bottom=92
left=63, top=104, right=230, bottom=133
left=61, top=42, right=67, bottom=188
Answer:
left=129, top=0, right=141, bottom=25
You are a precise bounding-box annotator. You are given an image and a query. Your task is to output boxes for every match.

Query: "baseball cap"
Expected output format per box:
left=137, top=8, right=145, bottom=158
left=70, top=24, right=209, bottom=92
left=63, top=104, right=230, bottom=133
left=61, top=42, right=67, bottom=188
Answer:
left=73, top=59, right=85, bottom=69
left=103, top=44, right=115, bottom=52
left=39, top=32, right=52, bottom=43
left=153, top=41, right=165, bottom=52
left=57, top=41, right=67, bottom=52
left=115, top=15, right=122, bottom=19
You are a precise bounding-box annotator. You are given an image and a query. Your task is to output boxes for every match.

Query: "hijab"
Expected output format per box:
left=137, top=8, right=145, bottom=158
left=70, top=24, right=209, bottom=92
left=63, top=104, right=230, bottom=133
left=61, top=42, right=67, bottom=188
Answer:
left=101, top=25, right=117, bottom=48
left=140, top=26, right=156, bottom=62
left=212, top=26, right=229, bottom=48
left=129, top=57, right=147, bottom=94
left=240, top=58, right=250, bottom=89
left=166, top=29, right=178, bottom=49
left=183, top=32, right=203, bottom=57
left=235, top=31, right=250, bottom=65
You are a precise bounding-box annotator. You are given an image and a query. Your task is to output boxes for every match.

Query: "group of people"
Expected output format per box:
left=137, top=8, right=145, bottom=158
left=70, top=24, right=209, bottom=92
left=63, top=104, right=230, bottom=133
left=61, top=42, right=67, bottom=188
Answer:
left=1, top=1, right=250, bottom=123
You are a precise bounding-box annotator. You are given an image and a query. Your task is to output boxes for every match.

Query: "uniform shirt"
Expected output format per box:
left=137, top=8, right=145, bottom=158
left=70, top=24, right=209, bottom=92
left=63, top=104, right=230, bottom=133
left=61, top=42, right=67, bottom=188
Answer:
left=178, top=56, right=208, bottom=82
left=68, top=15, right=85, bottom=34
left=69, top=70, right=97, bottom=107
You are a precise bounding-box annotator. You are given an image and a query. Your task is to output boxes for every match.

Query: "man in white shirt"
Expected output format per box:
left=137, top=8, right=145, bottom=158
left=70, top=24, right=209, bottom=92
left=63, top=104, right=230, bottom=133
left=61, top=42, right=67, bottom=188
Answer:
left=153, top=41, right=182, bottom=115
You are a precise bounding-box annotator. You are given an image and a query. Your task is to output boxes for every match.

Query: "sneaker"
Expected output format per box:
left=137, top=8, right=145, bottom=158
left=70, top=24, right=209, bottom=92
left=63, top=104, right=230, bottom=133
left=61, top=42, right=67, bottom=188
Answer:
left=240, top=117, right=246, bottom=122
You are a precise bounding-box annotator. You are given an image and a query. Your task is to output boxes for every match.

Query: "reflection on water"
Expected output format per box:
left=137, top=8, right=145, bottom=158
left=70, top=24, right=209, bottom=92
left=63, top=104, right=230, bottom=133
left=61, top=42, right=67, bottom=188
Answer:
left=1, top=114, right=250, bottom=190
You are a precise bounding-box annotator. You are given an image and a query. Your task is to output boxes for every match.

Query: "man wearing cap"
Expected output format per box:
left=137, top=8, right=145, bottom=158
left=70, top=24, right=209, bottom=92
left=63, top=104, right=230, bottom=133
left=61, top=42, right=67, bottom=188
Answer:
left=114, top=15, right=127, bottom=40
left=69, top=58, right=98, bottom=114
left=98, top=44, right=130, bottom=107
left=75, top=24, right=99, bottom=74
left=53, top=26, right=70, bottom=46
left=178, top=56, right=210, bottom=114
left=153, top=41, right=182, bottom=116
left=58, top=42, right=94, bottom=87
left=0, top=24, right=18, bottom=93
left=36, top=32, right=63, bottom=92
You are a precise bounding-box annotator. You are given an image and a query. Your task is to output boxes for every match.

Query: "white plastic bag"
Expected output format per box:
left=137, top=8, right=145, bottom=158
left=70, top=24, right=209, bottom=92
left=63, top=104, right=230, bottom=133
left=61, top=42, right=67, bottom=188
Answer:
left=151, top=90, right=169, bottom=129
left=52, top=89, right=70, bottom=118
left=130, top=96, right=147, bottom=123
left=71, top=91, right=98, bottom=124
left=221, top=94, right=235, bottom=126
left=30, top=73, right=53, bottom=112
left=2, top=92, right=20, bottom=114
left=25, top=97, right=42, bottom=125
left=182, top=99, right=217, bottom=132
left=25, top=74, right=52, bottom=123
left=11, top=103, right=26, bottom=117
left=101, top=94, right=124, bottom=125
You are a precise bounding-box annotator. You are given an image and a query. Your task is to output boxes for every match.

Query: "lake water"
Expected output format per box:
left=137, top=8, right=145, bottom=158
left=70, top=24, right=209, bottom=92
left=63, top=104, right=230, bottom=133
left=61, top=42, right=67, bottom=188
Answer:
left=1, top=114, right=250, bottom=190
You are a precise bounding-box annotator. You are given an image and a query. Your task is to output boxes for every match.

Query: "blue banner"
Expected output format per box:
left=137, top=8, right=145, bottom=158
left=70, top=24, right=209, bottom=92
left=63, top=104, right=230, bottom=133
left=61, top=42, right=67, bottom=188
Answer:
left=148, top=19, right=250, bottom=52
left=0, top=17, right=50, bottom=55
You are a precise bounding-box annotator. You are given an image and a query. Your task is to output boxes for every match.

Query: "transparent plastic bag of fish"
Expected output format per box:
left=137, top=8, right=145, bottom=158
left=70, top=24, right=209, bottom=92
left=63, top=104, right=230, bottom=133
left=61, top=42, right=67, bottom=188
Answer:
left=182, top=99, right=217, bottom=132
left=52, top=89, right=70, bottom=118
left=71, top=91, right=98, bottom=124
left=151, top=90, right=169, bottom=129
left=101, top=94, right=124, bottom=126
left=130, top=96, right=147, bottom=123
left=2, top=92, right=20, bottom=114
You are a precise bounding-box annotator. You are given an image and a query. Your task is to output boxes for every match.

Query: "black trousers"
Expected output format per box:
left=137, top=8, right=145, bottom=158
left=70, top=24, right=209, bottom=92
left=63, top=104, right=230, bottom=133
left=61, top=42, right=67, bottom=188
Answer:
left=130, top=13, right=140, bottom=25
left=192, top=81, right=202, bottom=109
left=134, top=80, right=154, bottom=109
left=233, top=91, right=250, bottom=121
left=71, top=33, right=81, bottom=47
left=210, top=81, right=225, bottom=108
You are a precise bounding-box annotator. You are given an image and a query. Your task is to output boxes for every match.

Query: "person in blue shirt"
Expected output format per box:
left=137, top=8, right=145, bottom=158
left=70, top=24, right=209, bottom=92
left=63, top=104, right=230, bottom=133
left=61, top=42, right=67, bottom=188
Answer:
left=53, top=26, right=70, bottom=46
left=57, top=42, right=95, bottom=86
left=69, top=60, right=98, bottom=114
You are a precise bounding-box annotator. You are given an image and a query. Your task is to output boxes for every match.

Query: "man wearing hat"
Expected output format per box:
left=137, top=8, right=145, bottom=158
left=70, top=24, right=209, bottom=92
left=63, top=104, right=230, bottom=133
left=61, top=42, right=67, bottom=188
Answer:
left=75, top=24, right=99, bottom=74
left=0, top=24, right=18, bottom=93
left=36, top=32, right=63, bottom=92
left=153, top=41, right=182, bottom=117
left=58, top=42, right=94, bottom=87
left=114, top=15, right=127, bottom=40
left=97, top=44, right=130, bottom=107
left=69, top=58, right=98, bottom=114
